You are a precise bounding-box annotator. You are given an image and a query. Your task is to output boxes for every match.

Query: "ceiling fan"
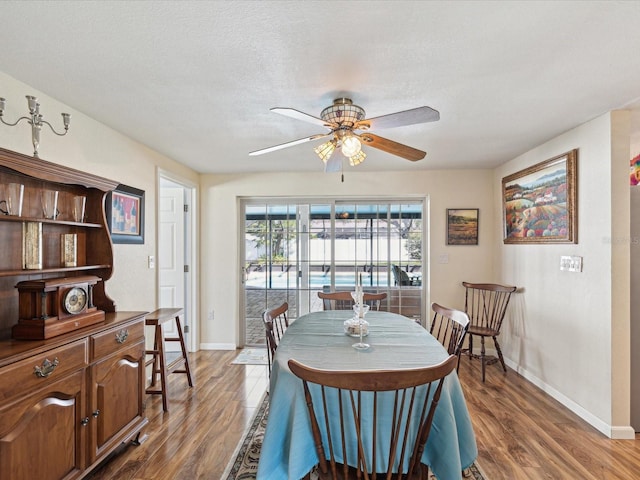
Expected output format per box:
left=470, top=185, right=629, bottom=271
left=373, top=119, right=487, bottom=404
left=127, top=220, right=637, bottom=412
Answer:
left=249, top=98, right=440, bottom=172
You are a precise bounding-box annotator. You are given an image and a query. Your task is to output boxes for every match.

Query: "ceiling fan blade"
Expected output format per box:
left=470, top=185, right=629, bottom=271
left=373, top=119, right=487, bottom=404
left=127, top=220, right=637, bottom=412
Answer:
left=271, top=107, right=336, bottom=128
left=249, top=133, right=331, bottom=156
left=324, top=156, right=342, bottom=173
left=359, top=133, right=426, bottom=162
left=355, top=106, right=440, bottom=130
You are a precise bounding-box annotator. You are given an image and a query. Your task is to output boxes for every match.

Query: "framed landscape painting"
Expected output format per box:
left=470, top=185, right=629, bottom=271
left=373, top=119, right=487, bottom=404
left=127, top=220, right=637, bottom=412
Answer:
left=447, top=208, right=479, bottom=245
left=502, top=149, right=577, bottom=244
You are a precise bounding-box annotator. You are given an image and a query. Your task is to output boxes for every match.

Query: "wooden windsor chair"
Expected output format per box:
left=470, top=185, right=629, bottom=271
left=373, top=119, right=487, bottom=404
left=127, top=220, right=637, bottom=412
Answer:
left=430, top=302, right=470, bottom=371
left=262, top=302, right=289, bottom=375
left=289, top=355, right=458, bottom=480
left=318, top=291, right=387, bottom=311
left=462, top=281, right=517, bottom=382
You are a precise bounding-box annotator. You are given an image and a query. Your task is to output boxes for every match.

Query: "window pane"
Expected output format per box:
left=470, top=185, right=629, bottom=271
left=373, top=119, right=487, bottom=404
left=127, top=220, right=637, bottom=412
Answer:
left=243, top=199, right=424, bottom=345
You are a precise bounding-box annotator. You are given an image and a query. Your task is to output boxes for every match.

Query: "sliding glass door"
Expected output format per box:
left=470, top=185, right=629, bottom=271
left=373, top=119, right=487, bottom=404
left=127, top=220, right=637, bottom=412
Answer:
left=242, top=199, right=425, bottom=346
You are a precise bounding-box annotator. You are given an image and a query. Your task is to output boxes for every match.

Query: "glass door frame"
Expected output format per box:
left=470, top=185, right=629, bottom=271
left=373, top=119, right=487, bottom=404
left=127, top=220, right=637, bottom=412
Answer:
left=240, top=196, right=428, bottom=346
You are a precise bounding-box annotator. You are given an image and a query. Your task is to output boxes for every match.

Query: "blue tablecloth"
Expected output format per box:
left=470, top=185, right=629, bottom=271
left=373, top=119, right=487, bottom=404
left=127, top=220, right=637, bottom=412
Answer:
left=256, top=311, right=477, bottom=480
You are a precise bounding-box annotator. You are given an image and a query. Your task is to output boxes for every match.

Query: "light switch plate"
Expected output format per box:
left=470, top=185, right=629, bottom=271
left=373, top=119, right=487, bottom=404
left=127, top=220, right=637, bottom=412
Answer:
left=560, top=255, right=582, bottom=272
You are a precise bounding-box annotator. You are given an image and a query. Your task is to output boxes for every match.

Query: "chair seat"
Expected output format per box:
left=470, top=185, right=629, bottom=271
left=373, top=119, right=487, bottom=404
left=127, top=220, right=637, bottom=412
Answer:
left=467, top=325, right=499, bottom=337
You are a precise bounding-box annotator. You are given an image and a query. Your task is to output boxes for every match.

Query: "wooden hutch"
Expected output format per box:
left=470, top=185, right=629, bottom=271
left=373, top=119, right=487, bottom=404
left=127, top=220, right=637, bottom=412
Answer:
left=0, top=147, right=148, bottom=480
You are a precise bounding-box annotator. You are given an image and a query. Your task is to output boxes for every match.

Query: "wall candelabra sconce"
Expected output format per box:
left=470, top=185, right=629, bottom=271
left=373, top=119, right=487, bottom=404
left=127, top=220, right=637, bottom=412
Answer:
left=0, top=95, right=71, bottom=157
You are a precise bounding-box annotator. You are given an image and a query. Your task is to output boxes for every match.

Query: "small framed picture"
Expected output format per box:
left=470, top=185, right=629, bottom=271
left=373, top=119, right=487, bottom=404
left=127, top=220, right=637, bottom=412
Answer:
left=106, top=184, right=145, bottom=244
left=447, top=209, right=479, bottom=245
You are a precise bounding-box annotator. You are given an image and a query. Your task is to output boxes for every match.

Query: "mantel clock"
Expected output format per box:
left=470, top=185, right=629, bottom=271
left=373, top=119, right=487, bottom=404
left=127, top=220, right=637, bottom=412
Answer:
left=12, top=275, right=106, bottom=340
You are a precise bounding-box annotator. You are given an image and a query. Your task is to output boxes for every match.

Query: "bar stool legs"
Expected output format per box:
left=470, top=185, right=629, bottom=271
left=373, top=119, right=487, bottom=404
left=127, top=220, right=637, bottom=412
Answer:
left=145, top=308, right=193, bottom=412
left=146, top=323, right=169, bottom=411
left=164, top=316, right=193, bottom=388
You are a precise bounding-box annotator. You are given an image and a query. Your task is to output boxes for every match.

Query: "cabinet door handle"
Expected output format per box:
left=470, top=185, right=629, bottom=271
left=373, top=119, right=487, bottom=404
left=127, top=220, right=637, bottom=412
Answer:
left=92, top=409, right=100, bottom=418
left=33, top=357, right=59, bottom=378
left=81, top=417, right=90, bottom=426
left=115, top=329, right=129, bottom=344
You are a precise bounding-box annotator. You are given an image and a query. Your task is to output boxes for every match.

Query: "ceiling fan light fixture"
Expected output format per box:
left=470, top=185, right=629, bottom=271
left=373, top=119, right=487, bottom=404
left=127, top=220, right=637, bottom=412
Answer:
left=341, top=135, right=361, bottom=157
left=348, top=150, right=366, bottom=166
left=320, top=98, right=365, bottom=127
left=314, top=139, right=337, bottom=163
left=251, top=98, right=438, bottom=172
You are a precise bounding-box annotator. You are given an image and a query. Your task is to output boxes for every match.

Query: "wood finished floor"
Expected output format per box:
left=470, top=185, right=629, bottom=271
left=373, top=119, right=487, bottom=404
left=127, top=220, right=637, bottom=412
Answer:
left=86, top=350, right=640, bottom=480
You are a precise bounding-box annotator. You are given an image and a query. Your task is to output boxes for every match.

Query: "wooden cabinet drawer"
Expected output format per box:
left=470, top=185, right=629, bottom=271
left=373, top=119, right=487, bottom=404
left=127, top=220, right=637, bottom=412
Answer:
left=90, top=319, right=144, bottom=361
left=0, top=338, right=88, bottom=403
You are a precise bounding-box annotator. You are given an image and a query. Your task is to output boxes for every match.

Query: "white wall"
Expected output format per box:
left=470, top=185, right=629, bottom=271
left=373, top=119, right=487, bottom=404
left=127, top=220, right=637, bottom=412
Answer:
left=629, top=109, right=640, bottom=430
left=200, top=169, right=495, bottom=349
left=0, top=71, right=199, bottom=312
left=495, top=111, right=633, bottom=438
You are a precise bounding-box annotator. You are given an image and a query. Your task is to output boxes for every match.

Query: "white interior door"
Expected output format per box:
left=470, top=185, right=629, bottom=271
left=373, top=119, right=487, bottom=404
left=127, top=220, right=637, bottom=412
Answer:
left=159, top=185, right=185, bottom=351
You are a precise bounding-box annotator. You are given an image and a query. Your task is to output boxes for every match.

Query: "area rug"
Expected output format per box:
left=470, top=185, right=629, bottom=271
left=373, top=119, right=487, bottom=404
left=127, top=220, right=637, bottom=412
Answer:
left=230, top=348, right=268, bottom=365
left=224, top=395, right=488, bottom=480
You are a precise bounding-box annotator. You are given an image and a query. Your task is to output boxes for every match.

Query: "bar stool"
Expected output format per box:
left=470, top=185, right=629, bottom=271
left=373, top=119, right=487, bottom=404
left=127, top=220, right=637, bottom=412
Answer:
left=145, top=307, right=193, bottom=411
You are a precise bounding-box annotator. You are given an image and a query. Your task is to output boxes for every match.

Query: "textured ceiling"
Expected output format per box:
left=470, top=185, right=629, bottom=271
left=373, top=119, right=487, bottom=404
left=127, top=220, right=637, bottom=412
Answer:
left=1, top=1, right=640, bottom=174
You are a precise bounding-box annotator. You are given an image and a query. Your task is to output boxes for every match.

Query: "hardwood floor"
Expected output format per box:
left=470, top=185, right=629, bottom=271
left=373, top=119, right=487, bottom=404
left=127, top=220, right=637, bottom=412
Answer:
left=86, top=350, right=640, bottom=480
left=459, top=355, right=640, bottom=480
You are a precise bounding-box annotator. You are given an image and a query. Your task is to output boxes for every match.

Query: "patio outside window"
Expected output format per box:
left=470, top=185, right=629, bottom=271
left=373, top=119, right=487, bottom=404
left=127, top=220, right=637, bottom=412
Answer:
left=242, top=199, right=425, bottom=346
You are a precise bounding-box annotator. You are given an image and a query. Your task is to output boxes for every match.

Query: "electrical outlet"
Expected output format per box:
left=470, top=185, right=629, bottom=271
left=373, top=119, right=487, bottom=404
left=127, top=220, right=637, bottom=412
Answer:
left=148, top=255, right=155, bottom=269
left=560, top=255, right=582, bottom=272
left=208, top=310, right=214, bottom=320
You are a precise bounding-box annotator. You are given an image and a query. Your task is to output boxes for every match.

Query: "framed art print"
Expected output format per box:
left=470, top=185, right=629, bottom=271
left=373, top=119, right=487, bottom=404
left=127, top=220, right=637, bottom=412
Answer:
left=502, top=149, right=577, bottom=244
left=106, top=184, right=145, bottom=244
left=447, top=208, right=479, bottom=245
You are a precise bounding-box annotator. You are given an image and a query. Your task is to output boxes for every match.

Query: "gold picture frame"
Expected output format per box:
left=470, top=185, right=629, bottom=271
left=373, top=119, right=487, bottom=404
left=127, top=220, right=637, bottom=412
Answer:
left=502, top=149, right=578, bottom=244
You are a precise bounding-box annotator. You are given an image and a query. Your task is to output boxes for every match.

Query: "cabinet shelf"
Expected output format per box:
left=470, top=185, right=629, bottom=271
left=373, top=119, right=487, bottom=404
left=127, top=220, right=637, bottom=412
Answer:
left=0, top=215, right=102, bottom=228
left=0, top=148, right=141, bottom=480
left=0, top=264, right=111, bottom=278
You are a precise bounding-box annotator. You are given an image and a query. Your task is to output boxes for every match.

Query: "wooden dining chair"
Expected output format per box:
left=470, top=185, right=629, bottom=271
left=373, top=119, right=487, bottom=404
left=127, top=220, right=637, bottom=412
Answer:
left=462, top=281, right=517, bottom=382
left=262, top=302, right=289, bottom=374
left=289, top=355, right=458, bottom=480
left=430, top=302, right=469, bottom=371
left=318, top=291, right=387, bottom=311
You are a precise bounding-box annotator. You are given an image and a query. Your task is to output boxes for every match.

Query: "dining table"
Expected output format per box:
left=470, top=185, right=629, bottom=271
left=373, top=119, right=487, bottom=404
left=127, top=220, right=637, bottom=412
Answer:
left=256, top=310, right=478, bottom=480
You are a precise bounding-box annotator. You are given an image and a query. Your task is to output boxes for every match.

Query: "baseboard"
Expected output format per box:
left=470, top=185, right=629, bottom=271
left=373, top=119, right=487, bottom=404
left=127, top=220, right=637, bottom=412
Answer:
left=503, top=357, right=635, bottom=439
left=611, top=426, right=636, bottom=439
left=199, top=342, right=236, bottom=350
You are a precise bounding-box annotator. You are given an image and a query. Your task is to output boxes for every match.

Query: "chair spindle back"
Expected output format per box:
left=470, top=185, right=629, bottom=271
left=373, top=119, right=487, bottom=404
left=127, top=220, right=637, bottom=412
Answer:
left=263, top=302, right=289, bottom=374
left=463, top=282, right=516, bottom=333
left=318, top=291, right=387, bottom=312
left=430, top=302, right=469, bottom=370
left=288, top=355, right=457, bottom=479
